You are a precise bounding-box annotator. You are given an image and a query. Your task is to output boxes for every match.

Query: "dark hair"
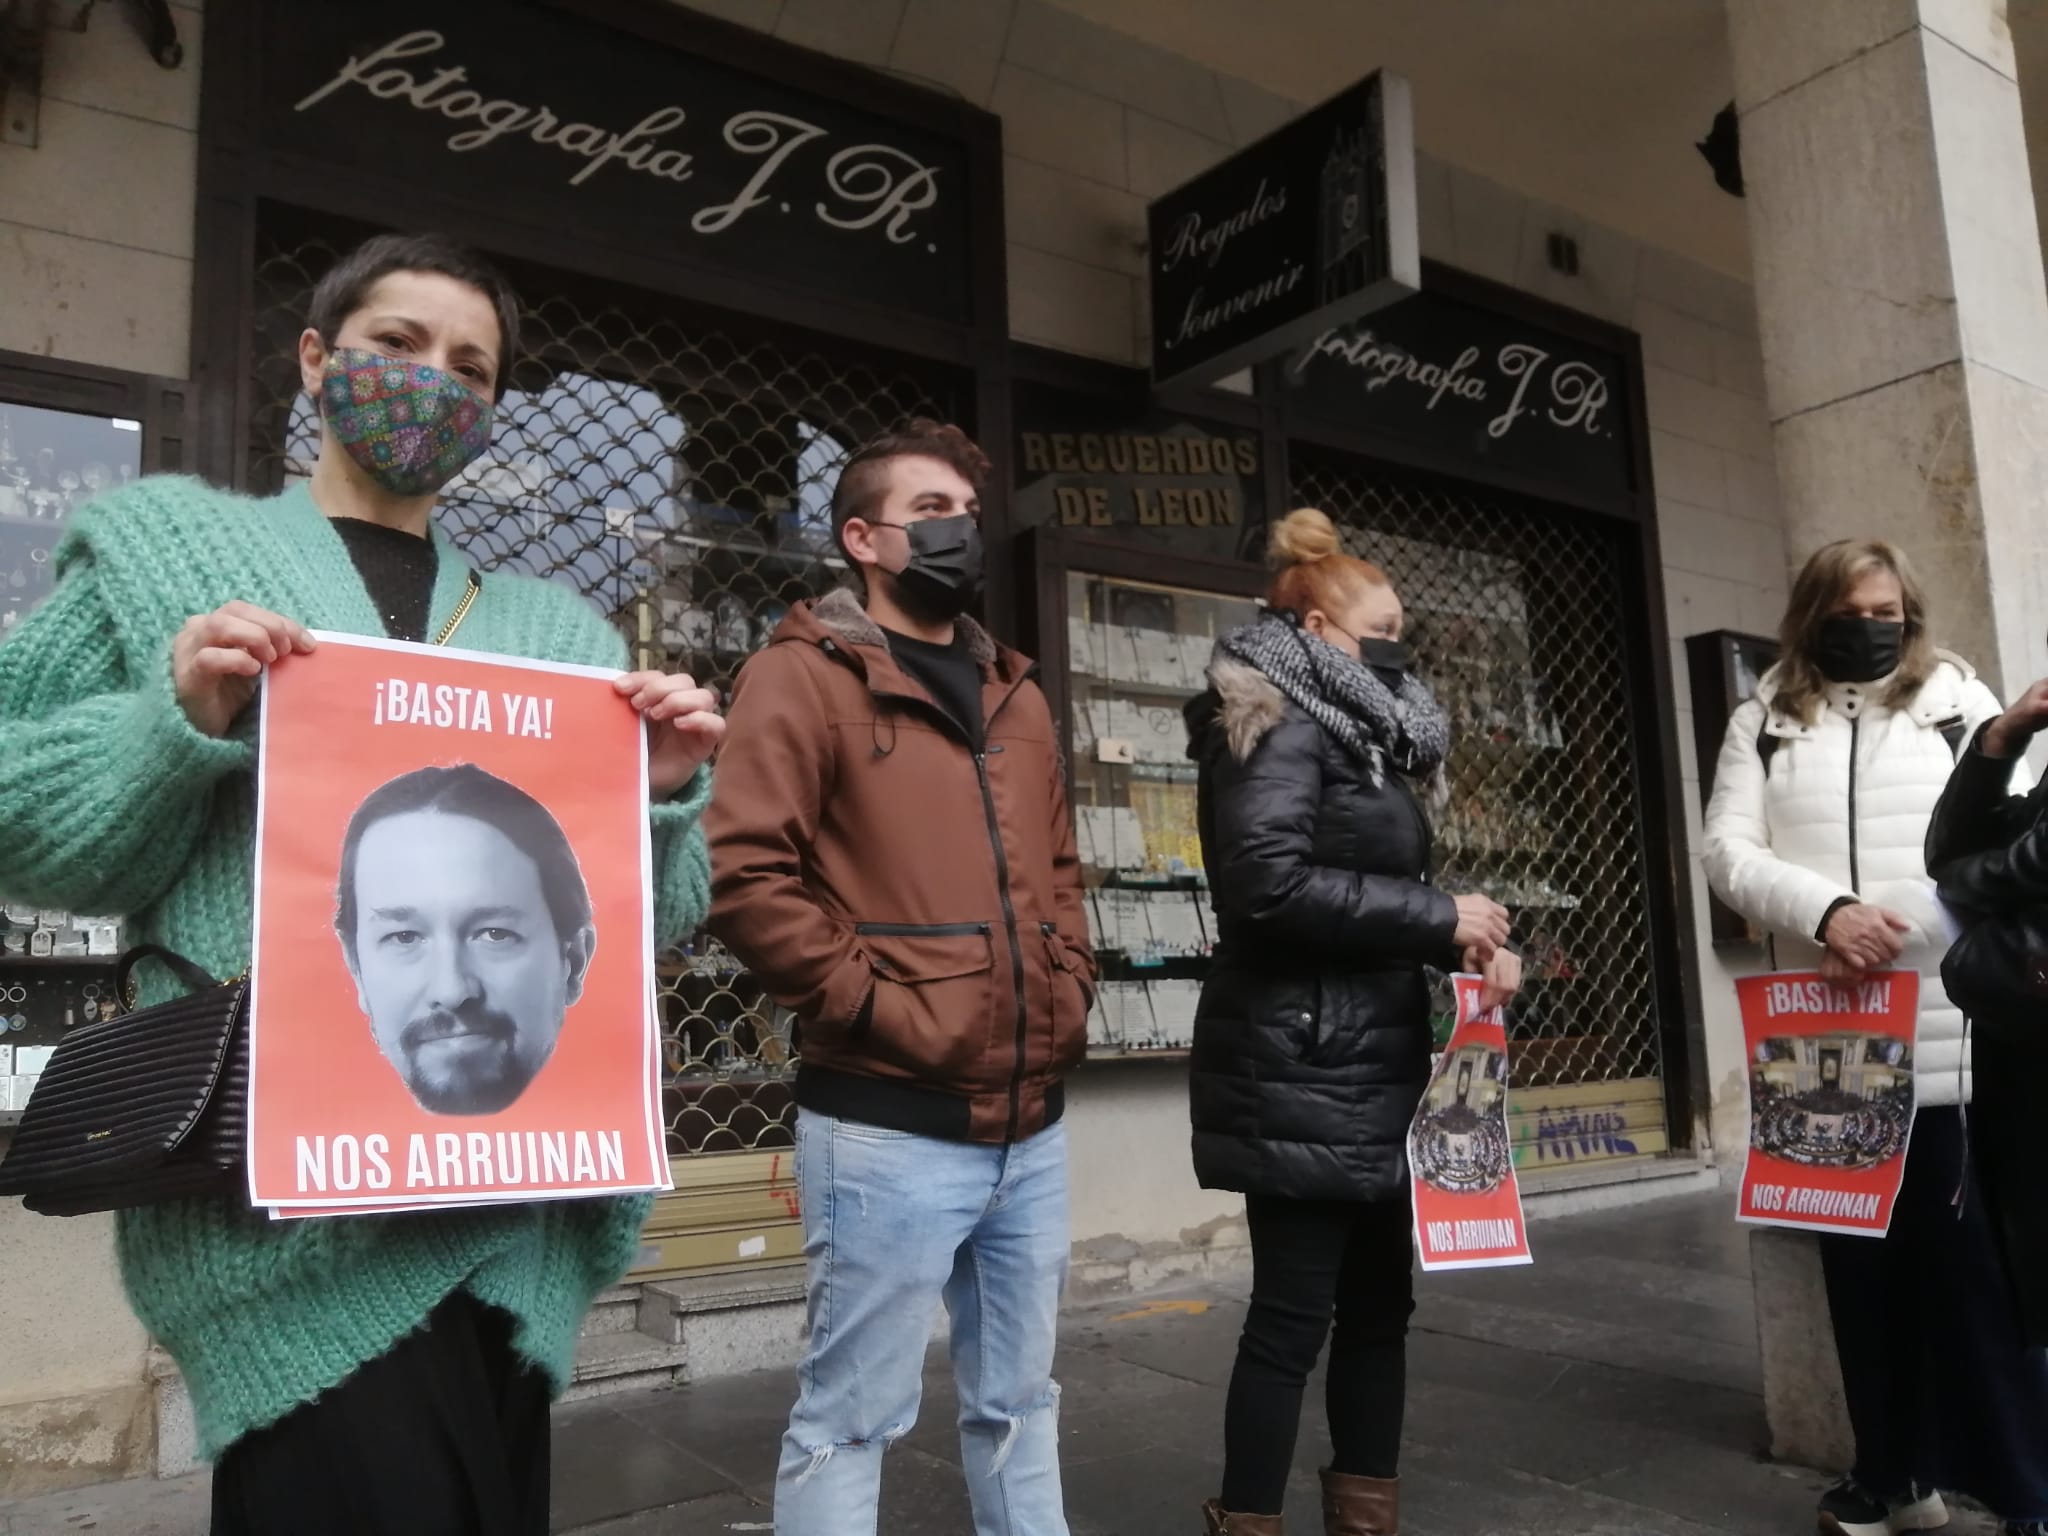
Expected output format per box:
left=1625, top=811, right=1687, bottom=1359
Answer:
left=307, top=233, right=522, bottom=400
left=829, top=417, right=992, bottom=552
left=333, top=764, right=591, bottom=964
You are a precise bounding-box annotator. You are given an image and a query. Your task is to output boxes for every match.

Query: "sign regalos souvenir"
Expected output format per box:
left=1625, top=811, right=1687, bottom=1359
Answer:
left=1148, top=71, right=1420, bottom=388
left=1736, top=971, right=1918, bottom=1237
left=258, top=0, right=971, bottom=323
left=247, top=635, right=669, bottom=1218
left=1409, top=975, right=1533, bottom=1273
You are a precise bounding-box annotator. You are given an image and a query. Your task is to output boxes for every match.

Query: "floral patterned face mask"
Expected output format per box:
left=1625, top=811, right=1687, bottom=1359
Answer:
left=320, top=347, right=495, bottom=498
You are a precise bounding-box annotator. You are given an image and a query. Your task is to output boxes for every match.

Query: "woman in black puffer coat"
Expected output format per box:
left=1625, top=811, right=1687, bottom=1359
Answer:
left=1928, top=673, right=2048, bottom=1353
left=1187, top=509, right=1520, bottom=1536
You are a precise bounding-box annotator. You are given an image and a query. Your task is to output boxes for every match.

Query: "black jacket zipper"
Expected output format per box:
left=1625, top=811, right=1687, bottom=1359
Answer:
left=1390, top=773, right=1434, bottom=877
left=852, top=650, right=1039, bottom=1140
left=1847, top=714, right=1861, bottom=893
left=1389, top=774, right=1448, bottom=957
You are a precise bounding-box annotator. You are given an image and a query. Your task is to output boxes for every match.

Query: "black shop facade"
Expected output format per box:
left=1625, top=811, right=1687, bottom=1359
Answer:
left=0, top=0, right=1700, bottom=1292
left=1011, top=266, right=1696, bottom=1186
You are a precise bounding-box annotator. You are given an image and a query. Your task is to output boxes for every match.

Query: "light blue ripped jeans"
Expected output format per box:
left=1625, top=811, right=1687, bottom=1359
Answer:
left=772, top=1109, right=1071, bottom=1536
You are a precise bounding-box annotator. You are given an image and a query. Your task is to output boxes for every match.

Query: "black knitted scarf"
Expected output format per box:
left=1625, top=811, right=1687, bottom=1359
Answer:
left=1216, top=611, right=1451, bottom=789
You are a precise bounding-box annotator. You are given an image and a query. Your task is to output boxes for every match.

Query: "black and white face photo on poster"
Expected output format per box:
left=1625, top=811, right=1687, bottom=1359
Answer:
left=333, top=763, right=596, bottom=1115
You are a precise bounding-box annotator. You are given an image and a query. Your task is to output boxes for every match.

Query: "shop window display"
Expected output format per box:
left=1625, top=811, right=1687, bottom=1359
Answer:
left=1294, top=455, right=1670, bottom=1172
left=1065, top=570, right=1260, bottom=1057
left=0, top=402, right=141, bottom=1118
left=0, top=402, right=142, bottom=639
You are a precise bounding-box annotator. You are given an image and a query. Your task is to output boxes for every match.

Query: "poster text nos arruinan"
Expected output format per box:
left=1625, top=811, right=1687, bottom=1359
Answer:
left=294, top=1130, right=628, bottom=1194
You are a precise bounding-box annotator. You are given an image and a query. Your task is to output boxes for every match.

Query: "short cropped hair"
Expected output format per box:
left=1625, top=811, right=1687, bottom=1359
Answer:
left=333, top=764, right=591, bottom=965
left=307, top=233, right=522, bottom=400
left=829, top=417, right=991, bottom=546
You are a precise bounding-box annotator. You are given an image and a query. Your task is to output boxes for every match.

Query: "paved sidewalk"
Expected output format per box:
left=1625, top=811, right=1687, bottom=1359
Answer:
left=0, top=1190, right=1998, bottom=1535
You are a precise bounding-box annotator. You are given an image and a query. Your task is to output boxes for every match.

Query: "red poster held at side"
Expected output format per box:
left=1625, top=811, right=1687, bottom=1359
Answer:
left=247, top=633, right=670, bottom=1215
left=1737, top=970, right=1918, bottom=1237
left=1409, top=975, right=1532, bottom=1272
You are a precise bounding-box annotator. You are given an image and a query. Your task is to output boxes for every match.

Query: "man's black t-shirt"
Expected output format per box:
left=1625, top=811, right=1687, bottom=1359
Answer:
left=333, top=517, right=437, bottom=644
left=885, top=626, right=984, bottom=747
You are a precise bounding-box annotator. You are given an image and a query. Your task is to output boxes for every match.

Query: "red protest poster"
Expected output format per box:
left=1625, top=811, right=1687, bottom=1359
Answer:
left=1737, top=971, right=1918, bottom=1237
left=1410, top=975, right=1532, bottom=1272
left=247, top=632, right=668, bottom=1213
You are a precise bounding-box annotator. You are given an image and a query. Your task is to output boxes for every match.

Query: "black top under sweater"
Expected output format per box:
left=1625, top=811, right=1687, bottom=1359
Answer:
left=884, top=626, right=984, bottom=747
left=332, top=517, right=438, bottom=644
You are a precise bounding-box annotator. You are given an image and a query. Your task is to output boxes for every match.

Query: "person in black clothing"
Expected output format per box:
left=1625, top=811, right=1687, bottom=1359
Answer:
left=1185, top=508, right=1520, bottom=1536
left=1919, top=677, right=2048, bottom=1536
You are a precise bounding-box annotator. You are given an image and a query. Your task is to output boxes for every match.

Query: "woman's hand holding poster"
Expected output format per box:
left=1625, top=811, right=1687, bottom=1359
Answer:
left=1737, top=971, right=1918, bottom=1237
left=247, top=633, right=671, bottom=1217
left=1409, top=974, right=1533, bottom=1272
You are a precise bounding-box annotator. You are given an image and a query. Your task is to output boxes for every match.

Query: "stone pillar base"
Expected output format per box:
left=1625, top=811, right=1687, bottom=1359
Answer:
left=1750, top=1227, right=1853, bottom=1471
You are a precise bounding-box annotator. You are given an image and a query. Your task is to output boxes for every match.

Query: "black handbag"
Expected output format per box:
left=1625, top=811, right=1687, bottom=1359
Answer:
left=0, top=578, right=485, bottom=1218
left=0, top=946, right=248, bottom=1216
left=1940, top=906, right=2048, bottom=1021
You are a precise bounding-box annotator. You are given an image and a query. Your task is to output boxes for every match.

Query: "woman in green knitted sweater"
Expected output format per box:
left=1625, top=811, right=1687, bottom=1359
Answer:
left=0, top=234, right=725, bottom=1534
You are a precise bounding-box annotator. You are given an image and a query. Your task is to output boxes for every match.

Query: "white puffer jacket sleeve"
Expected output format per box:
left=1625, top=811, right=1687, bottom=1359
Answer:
left=1702, top=696, right=1854, bottom=941
left=1958, top=678, right=2017, bottom=747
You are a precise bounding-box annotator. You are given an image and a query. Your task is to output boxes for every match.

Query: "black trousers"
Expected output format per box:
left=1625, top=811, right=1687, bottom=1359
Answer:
left=1821, top=1106, right=2048, bottom=1523
left=210, top=1291, right=552, bottom=1536
left=1219, top=1194, right=1416, bottom=1515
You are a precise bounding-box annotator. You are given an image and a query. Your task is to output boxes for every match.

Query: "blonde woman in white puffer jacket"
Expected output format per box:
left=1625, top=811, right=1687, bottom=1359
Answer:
left=1704, top=538, right=2048, bottom=1536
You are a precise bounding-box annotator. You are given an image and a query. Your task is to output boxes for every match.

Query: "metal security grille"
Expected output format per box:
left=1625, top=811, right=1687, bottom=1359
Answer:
left=1292, top=454, right=1663, bottom=1095
left=247, top=227, right=947, bottom=1160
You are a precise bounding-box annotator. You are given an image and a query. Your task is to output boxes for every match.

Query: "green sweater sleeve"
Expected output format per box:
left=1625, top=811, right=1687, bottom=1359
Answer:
left=546, top=590, right=712, bottom=948
left=649, top=765, right=714, bottom=951
left=0, top=550, right=249, bottom=914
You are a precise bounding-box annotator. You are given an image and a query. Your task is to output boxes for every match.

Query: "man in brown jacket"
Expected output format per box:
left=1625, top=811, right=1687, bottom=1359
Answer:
left=706, top=419, right=1093, bottom=1535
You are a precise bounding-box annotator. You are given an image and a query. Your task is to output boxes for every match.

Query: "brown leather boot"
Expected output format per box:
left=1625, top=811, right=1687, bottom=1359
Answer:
left=1202, top=1497, right=1285, bottom=1535
left=1320, top=1469, right=1399, bottom=1535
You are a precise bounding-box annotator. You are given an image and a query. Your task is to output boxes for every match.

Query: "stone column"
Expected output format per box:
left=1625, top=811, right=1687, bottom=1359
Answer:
left=1729, top=0, right=2048, bottom=701
left=1727, top=0, right=2048, bottom=1468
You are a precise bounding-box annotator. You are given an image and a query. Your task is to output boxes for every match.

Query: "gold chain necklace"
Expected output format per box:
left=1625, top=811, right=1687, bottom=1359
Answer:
left=432, top=571, right=482, bottom=647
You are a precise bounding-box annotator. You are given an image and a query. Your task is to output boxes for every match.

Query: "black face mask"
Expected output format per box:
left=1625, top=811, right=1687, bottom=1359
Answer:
left=1357, top=636, right=1413, bottom=690
left=879, top=515, right=983, bottom=623
left=1813, top=616, right=1904, bottom=684
left=1325, top=623, right=1412, bottom=692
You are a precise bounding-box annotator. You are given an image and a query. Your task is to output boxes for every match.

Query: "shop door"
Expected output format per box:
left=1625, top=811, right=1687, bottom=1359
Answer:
left=247, top=226, right=950, bottom=1275
left=1292, top=454, right=1673, bottom=1176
